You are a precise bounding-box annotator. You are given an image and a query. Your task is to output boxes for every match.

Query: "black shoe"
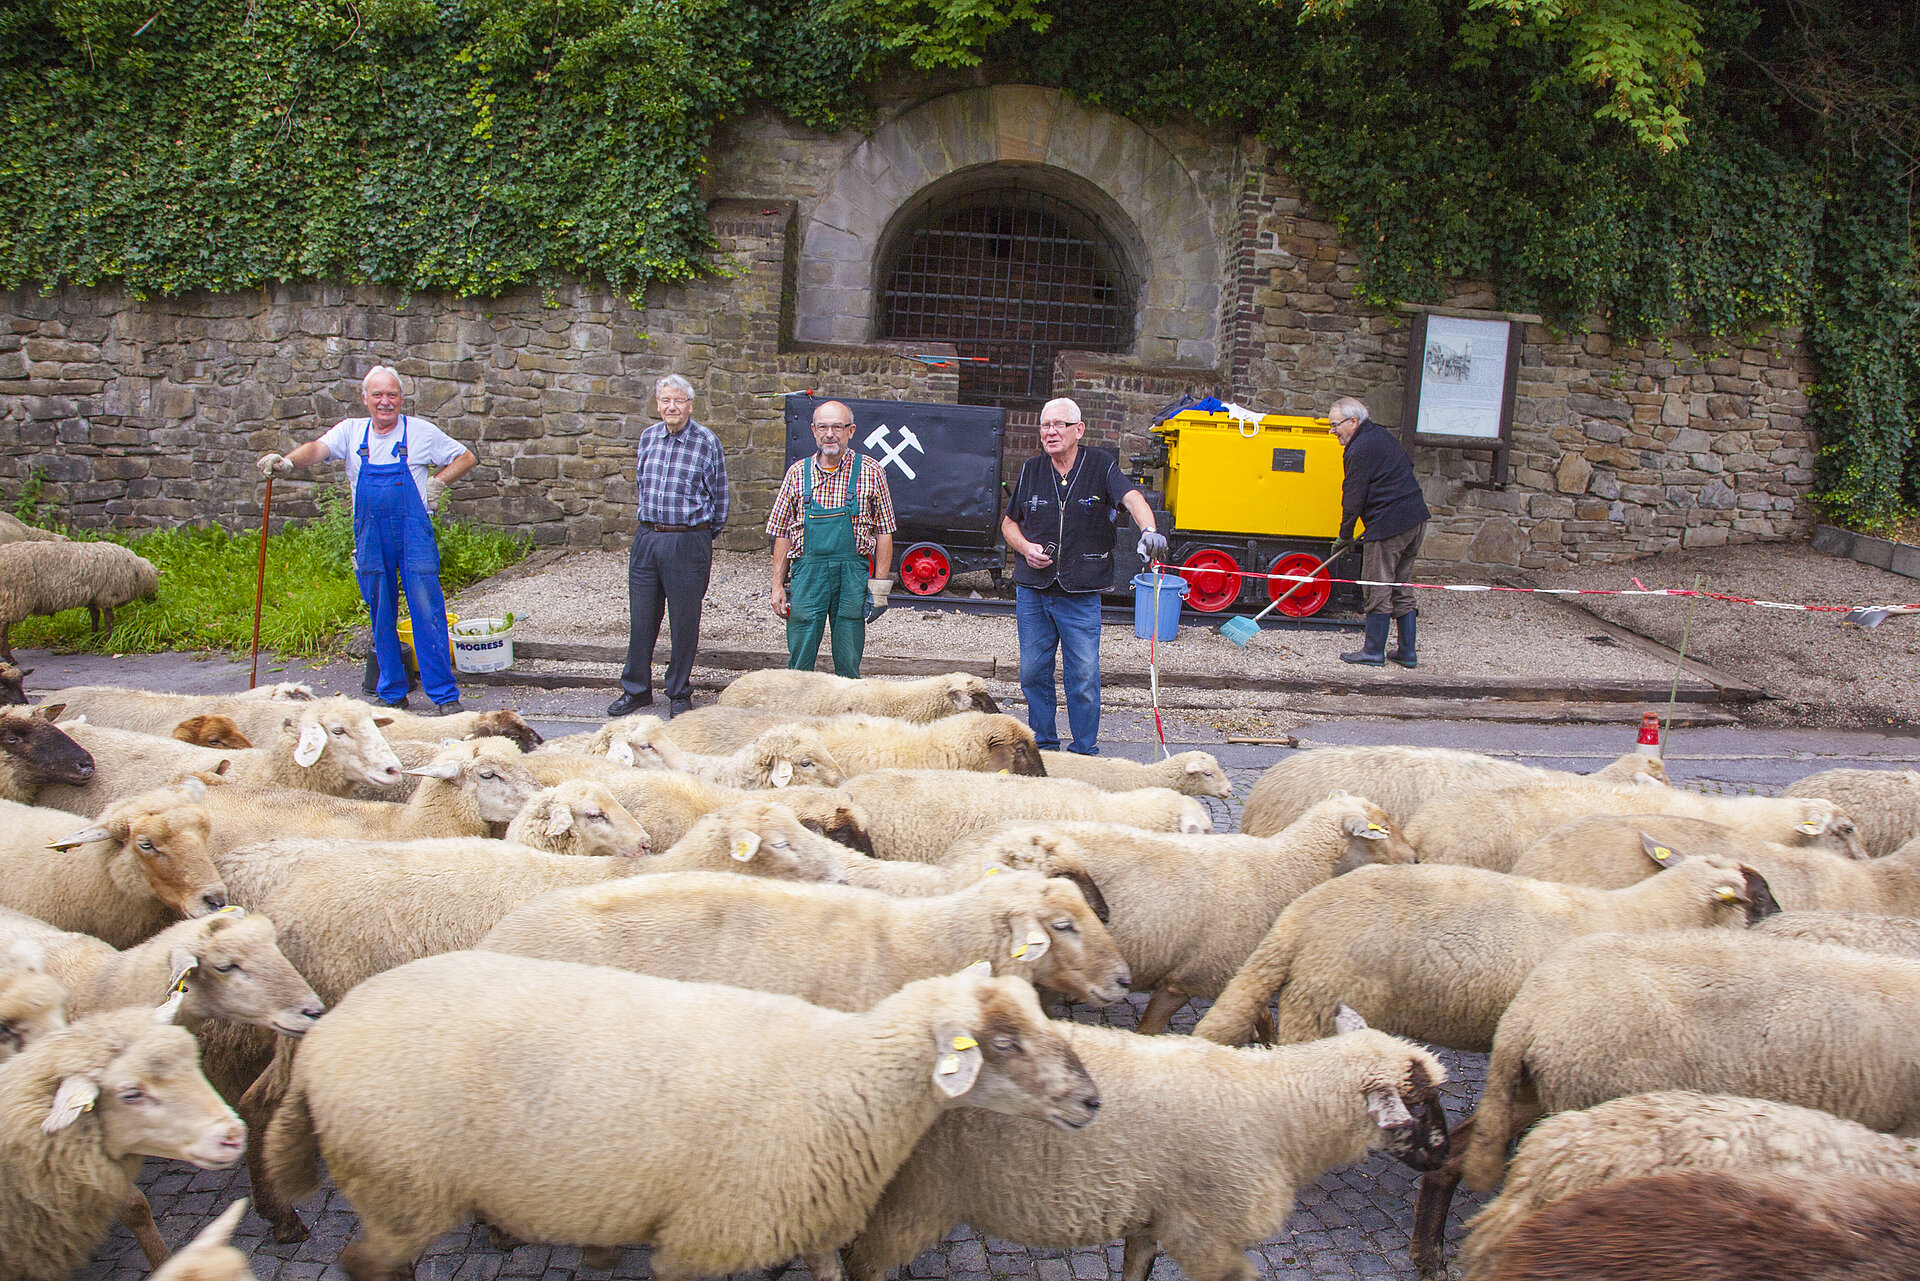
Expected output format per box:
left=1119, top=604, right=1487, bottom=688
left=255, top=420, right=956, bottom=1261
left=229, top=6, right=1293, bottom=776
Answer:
left=426, top=700, right=466, bottom=716
left=1389, top=610, right=1419, bottom=668
left=668, top=697, right=694, bottom=719
left=607, top=691, right=654, bottom=718
left=1340, top=614, right=1391, bottom=665
left=380, top=697, right=412, bottom=710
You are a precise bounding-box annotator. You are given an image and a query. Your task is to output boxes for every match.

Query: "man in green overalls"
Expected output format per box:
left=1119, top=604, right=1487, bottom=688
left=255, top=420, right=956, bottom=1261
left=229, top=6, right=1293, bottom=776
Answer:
left=767, top=400, right=897, bottom=675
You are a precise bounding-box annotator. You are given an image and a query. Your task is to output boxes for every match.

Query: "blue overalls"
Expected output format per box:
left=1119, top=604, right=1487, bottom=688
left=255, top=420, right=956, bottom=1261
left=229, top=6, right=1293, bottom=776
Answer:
left=354, top=418, right=459, bottom=706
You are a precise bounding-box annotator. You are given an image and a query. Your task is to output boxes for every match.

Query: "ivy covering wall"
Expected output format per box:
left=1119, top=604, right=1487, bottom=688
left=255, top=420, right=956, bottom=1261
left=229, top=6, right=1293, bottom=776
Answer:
left=2, top=0, right=1914, bottom=526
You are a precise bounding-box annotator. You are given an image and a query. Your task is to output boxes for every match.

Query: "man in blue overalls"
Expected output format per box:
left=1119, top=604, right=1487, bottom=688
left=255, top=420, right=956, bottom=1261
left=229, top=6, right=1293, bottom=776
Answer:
left=259, top=365, right=478, bottom=712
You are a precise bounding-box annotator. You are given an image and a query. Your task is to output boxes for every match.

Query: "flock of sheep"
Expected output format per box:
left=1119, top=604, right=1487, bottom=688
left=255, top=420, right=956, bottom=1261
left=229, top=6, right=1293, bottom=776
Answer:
left=0, top=662, right=1918, bottom=1281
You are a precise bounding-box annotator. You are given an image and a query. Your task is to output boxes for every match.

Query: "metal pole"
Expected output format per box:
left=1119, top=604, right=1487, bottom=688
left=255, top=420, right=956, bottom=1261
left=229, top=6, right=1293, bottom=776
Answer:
left=1661, top=574, right=1704, bottom=747
left=249, top=476, right=273, bottom=690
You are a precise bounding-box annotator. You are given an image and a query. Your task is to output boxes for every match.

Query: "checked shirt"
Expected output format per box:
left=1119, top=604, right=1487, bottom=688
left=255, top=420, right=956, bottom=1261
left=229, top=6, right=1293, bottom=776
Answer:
left=634, top=419, right=730, bottom=530
left=765, top=451, right=897, bottom=559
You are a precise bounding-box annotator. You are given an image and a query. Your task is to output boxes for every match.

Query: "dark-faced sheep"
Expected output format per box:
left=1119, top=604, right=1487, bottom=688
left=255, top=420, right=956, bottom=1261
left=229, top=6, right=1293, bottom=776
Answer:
left=0, top=704, right=94, bottom=802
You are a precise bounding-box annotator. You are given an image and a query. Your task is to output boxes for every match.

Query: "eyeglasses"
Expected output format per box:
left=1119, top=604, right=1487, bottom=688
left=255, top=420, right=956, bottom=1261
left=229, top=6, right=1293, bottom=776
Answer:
left=658, top=397, right=691, bottom=408
left=811, top=422, right=852, bottom=433
left=1038, top=419, right=1081, bottom=429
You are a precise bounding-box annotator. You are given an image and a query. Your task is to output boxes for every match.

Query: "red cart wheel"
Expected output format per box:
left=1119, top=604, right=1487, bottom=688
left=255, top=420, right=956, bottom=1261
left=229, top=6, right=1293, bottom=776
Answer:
left=1180, top=549, right=1243, bottom=613
left=1267, top=552, right=1333, bottom=617
left=898, top=543, right=952, bottom=596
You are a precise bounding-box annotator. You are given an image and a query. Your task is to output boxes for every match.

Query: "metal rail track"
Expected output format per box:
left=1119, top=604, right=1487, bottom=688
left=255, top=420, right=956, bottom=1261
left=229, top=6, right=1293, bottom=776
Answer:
left=893, top=593, right=1364, bottom=631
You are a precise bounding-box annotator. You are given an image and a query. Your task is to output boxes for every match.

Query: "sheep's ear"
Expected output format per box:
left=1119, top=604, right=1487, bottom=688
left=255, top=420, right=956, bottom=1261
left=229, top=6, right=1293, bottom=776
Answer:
left=172, top=775, right=208, bottom=802
left=48, top=823, right=115, bottom=851
left=1006, top=914, right=1050, bottom=962
left=1797, top=814, right=1829, bottom=835
left=607, top=740, right=635, bottom=767
left=769, top=759, right=793, bottom=788
left=1184, top=756, right=1210, bottom=774
left=44, top=1077, right=99, bottom=1132
left=213, top=759, right=231, bottom=777
left=35, top=703, right=66, bottom=722
left=1343, top=813, right=1391, bottom=840
left=294, top=724, right=327, bottom=767
left=1638, top=831, right=1679, bottom=867
left=6, top=938, right=48, bottom=973
left=931, top=1025, right=984, bottom=1098
left=1333, top=1003, right=1370, bottom=1034
left=1364, top=1085, right=1414, bottom=1132
left=405, top=761, right=463, bottom=780
left=544, top=804, right=574, bottom=838
left=189, top=1199, right=250, bottom=1250
left=949, top=687, right=972, bottom=712
left=1325, top=788, right=1349, bottom=800
left=372, top=716, right=395, bottom=728
left=730, top=830, right=762, bottom=862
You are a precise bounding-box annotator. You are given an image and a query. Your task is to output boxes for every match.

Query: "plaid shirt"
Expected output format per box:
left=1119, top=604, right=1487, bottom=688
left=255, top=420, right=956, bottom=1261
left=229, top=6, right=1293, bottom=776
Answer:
left=765, top=451, right=897, bottom=559
left=635, top=419, right=729, bottom=530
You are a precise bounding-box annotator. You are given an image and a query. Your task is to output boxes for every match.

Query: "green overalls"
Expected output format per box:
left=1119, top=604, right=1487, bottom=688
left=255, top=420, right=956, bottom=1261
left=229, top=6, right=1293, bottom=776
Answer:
left=786, top=451, right=869, bottom=677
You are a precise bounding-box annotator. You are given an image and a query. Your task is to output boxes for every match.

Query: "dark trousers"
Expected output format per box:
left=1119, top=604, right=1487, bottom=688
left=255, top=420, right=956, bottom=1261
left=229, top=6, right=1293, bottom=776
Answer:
left=621, top=528, right=713, bottom=700
left=1361, top=523, right=1426, bottom=617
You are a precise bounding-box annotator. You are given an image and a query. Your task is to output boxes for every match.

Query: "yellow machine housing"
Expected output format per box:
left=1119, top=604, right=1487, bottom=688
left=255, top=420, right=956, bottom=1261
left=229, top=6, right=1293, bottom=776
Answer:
left=1152, top=410, right=1348, bottom=538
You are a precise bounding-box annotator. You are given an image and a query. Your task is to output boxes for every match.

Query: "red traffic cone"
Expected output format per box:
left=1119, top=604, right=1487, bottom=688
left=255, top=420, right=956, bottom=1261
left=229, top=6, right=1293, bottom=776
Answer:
left=1636, top=711, right=1662, bottom=757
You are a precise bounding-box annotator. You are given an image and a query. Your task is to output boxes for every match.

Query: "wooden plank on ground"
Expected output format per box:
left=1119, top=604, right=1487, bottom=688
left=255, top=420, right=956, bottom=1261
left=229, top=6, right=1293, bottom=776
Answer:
left=1099, top=668, right=1741, bottom=704
left=510, top=641, right=997, bottom=678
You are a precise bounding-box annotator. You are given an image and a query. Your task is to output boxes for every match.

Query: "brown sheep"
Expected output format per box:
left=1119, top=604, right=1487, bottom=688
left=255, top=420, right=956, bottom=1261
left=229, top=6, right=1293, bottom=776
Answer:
left=0, top=659, right=27, bottom=705
left=173, top=714, right=254, bottom=751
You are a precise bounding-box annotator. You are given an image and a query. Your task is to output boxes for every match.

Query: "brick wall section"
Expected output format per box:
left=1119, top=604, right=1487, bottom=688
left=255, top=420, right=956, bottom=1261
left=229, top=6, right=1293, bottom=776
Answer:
left=0, top=202, right=956, bottom=553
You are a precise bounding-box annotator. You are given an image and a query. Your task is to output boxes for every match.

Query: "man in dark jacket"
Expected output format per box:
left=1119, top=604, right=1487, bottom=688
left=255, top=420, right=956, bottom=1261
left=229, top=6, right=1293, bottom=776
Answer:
left=1331, top=396, right=1430, bottom=667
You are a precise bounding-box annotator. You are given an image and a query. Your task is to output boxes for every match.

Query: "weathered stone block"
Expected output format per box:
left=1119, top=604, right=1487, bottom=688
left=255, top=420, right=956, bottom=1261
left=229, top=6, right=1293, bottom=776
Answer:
left=1553, top=453, right=1592, bottom=494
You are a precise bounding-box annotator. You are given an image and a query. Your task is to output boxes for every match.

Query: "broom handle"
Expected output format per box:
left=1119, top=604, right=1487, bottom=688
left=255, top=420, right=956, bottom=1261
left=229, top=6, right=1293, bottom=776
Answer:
left=1250, top=539, right=1353, bottom=621
left=249, top=476, right=273, bottom=690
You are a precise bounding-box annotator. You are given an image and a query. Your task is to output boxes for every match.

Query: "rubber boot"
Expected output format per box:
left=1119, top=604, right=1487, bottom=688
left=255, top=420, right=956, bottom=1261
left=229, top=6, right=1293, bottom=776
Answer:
left=1390, top=610, right=1418, bottom=668
left=1341, top=614, right=1390, bottom=665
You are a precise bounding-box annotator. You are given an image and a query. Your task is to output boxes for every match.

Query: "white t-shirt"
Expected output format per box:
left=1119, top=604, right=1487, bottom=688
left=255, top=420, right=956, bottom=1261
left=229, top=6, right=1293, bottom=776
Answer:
left=318, top=416, right=467, bottom=503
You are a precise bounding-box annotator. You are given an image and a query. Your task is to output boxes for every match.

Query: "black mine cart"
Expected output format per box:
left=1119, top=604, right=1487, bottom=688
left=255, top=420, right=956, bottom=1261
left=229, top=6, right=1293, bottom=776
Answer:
left=782, top=395, right=1006, bottom=596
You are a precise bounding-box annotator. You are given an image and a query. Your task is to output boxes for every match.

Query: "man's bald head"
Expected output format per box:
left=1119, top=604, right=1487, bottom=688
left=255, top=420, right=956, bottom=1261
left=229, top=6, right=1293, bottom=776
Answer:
left=810, top=400, right=855, bottom=461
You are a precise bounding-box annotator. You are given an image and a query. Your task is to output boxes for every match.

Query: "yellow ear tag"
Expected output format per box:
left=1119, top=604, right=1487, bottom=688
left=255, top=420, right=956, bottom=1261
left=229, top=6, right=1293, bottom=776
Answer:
left=997, top=769, right=1010, bottom=775
left=936, top=1053, right=962, bottom=1075
left=1026, top=929, right=1047, bottom=947
left=982, top=866, right=1001, bottom=877
left=1714, top=886, right=1739, bottom=902
left=1367, top=824, right=1386, bottom=833
left=1653, top=846, right=1673, bottom=861
left=1010, top=943, right=1028, bottom=958
left=732, top=838, right=755, bottom=859
left=963, top=961, right=991, bottom=976
left=951, top=1035, right=977, bottom=1051
left=210, top=905, right=247, bottom=920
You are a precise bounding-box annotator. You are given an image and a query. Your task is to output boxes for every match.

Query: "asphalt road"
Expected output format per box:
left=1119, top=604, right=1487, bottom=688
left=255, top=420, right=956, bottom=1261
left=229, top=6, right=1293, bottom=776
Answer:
left=21, top=647, right=1915, bottom=1281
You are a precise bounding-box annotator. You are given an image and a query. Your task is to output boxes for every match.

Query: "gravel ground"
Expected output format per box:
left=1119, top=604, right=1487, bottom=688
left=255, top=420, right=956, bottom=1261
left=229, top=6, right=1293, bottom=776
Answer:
left=453, top=550, right=1680, bottom=685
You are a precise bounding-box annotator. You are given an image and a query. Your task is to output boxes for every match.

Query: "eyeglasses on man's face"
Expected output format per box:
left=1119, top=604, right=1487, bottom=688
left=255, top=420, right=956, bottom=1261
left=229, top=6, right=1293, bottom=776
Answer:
left=812, top=421, right=853, bottom=434
left=1039, top=419, right=1080, bottom=430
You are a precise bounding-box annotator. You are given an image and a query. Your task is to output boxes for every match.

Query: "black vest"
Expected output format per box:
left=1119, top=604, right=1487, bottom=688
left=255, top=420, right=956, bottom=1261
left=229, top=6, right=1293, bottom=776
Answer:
left=1010, top=448, right=1123, bottom=593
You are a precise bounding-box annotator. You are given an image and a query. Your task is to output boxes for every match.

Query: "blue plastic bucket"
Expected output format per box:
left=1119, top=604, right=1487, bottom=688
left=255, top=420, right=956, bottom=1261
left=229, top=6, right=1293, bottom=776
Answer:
left=1132, top=573, right=1190, bottom=641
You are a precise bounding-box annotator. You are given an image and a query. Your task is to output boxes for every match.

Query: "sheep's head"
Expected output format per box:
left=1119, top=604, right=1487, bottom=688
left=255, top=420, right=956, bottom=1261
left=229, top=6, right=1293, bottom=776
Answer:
left=280, top=698, right=404, bottom=787
left=1319, top=793, right=1417, bottom=872
left=1787, top=799, right=1868, bottom=859
left=693, top=799, right=850, bottom=884
left=1171, top=751, right=1234, bottom=799
left=406, top=742, right=541, bottom=823
left=157, top=910, right=325, bottom=1038
left=781, top=789, right=875, bottom=855
left=1650, top=851, right=1780, bottom=928
left=234, top=682, right=314, bottom=702
left=50, top=779, right=228, bottom=918
left=1175, top=796, right=1213, bottom=834
left=8, top=704, right=95, bottom=786
left=744, top=726, right=844, bottom=789
left=38, top=1011, right=245, bottom=1169
left=0, top=661, right=28, bottom=706
left=511, top=781, right=651, bottom=857
left=469, top=709, right=543, bottom=752
left=944, top=673, right=1000, bottom=716
left=0, top=940, right=67, bottom=1063
left=1333, top=1005, right=1451, bottom=1171
left=967, top=870, right=1128, bottom=1004
left=173, top=714, right=254, bottom=751
left=1592, top=752, right=1669, bottom=787
left=967, top=714, right=1045, bottom=776
left=150, top=1199, right=255, bottom=1281
left=916, top=970, right=1099, bottom=1131
left=597, top=716, right=674, bottom=768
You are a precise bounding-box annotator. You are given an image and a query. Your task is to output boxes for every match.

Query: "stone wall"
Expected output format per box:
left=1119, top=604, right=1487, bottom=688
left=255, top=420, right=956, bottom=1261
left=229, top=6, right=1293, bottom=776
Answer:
left=0, top=202, right=957, bottom=552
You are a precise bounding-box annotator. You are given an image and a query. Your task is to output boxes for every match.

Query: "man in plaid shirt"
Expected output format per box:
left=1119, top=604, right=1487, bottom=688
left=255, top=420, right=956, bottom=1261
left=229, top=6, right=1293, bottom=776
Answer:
left=767, top=399, right=896, bottom=676
left=610, top=373, right=730, bottom=719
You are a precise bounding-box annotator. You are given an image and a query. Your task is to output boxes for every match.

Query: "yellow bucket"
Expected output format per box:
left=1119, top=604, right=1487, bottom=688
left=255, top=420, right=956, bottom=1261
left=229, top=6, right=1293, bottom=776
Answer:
left=395, top=613, right=457, bottom=650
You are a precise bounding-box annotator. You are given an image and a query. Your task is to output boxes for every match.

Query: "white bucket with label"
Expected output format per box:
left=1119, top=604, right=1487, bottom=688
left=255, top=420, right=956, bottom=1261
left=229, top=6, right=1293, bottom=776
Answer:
left=449, top=617, right=515, bottom=674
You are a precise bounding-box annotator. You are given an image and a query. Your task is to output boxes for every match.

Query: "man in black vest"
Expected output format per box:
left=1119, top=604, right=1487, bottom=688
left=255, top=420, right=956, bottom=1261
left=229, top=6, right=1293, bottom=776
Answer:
left=1001, top=398, right=1166, bottom=754
left=1331, top=395, right=1431, bottom=667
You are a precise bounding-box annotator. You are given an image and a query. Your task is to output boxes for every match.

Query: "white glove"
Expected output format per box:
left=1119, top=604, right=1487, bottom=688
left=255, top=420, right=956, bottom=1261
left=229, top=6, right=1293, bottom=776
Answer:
left=422, top=475, right=448, bottom=508
left=1136, top=529, right=1169, bottom=562
left=256, top=453, right=294, bottom=477
left=865, top=578, right=893, bottom=623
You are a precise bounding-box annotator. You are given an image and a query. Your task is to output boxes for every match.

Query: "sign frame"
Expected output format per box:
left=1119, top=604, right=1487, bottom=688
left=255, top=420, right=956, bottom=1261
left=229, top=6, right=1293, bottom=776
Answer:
left=1399, top=311, right=1523, bottom=486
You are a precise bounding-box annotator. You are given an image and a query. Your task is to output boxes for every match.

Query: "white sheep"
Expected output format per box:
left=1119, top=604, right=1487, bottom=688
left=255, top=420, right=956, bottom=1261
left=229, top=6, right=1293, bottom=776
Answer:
left=1038, top=749, right=1234, bottom=799
left=0, top=540, right=157, bottom=661
left=0, top=781, right=228, bottom=948
left=847, top=1011, right=1450, bottom=1281
left=37, top=697, right=406, bottom=815
left=34, top=683, right=329, bottom=748
left=0, top=1008, right=246, bottom=1281
left=1783, top=767, right=1920, bottom=858
left=1752, top=909, right=1920, bottom=957
left=1457, top=1091, right=1920, bottom=1281
left=536, top=712, right=666, bottom=755
left=1405, top=781, right=1863, bottom=871
left=503, top=780, right=652, bottom=857
left=1195, top=855, right=1774, bottom=1052
left=664, top=708, right=1047, bottom=776
left=0, top=511, right=65, bottom=543
left=612, top=720, right=847, bottom=790
left=263, top=956, right=1099, bottom=1279
left=481, top=869, right=1130, bottom=1009
left=970, top=795, right=1417, bottom=1035
left=0, top=939, right=66, bottom=1064
left=841, top=770, right=1211, bottom=864
left=1240, top=746, right=1668, bottom=834
left=0, top=703, right=96, bottom=803
left=716, top=669, right=1001, bottom=720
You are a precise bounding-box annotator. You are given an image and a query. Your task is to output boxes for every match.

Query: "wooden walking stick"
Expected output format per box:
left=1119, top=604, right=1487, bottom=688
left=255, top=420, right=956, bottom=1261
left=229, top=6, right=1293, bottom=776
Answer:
left=249, top=475, right=273, bottom=690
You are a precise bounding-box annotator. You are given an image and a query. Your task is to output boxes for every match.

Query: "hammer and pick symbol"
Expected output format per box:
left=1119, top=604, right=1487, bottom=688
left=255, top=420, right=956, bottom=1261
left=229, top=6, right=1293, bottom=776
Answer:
left=864, top=423, right=925, bottom=480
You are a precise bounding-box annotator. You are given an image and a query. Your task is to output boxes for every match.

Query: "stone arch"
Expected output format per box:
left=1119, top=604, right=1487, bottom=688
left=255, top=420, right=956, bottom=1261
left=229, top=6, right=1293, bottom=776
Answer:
left=796, top=86, right=1222, bottom=367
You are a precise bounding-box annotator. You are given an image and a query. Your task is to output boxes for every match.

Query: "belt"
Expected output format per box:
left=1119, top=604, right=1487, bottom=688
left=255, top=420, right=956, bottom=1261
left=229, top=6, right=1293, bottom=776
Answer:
left=639, top=522, right=709, bottom=533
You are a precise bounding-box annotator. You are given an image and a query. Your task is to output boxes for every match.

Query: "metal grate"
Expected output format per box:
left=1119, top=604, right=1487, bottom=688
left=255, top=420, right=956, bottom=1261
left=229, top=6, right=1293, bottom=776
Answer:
left=880, top=188, right=1134, bottom=409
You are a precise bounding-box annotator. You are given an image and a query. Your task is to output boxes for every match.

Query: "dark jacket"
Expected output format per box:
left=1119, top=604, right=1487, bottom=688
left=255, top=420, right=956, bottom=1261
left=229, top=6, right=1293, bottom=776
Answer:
left=1339, top=419, right=1430, bottom=543
left=1008, top=446, right=1140, bottom=593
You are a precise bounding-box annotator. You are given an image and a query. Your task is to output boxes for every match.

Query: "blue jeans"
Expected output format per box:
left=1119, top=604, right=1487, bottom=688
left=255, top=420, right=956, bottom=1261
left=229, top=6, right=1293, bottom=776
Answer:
left=1016, top=586, right=1103, bottom=755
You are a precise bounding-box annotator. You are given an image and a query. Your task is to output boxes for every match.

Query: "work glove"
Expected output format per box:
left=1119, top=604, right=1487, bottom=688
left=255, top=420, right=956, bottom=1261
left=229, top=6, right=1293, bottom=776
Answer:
left=422, top=475, right=448, bottom=509
left=256, top=453, right=294, bottom=477
left=1136, top=529, right=1169, bottom=564
left=865, top=578, right=892, bottom=624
